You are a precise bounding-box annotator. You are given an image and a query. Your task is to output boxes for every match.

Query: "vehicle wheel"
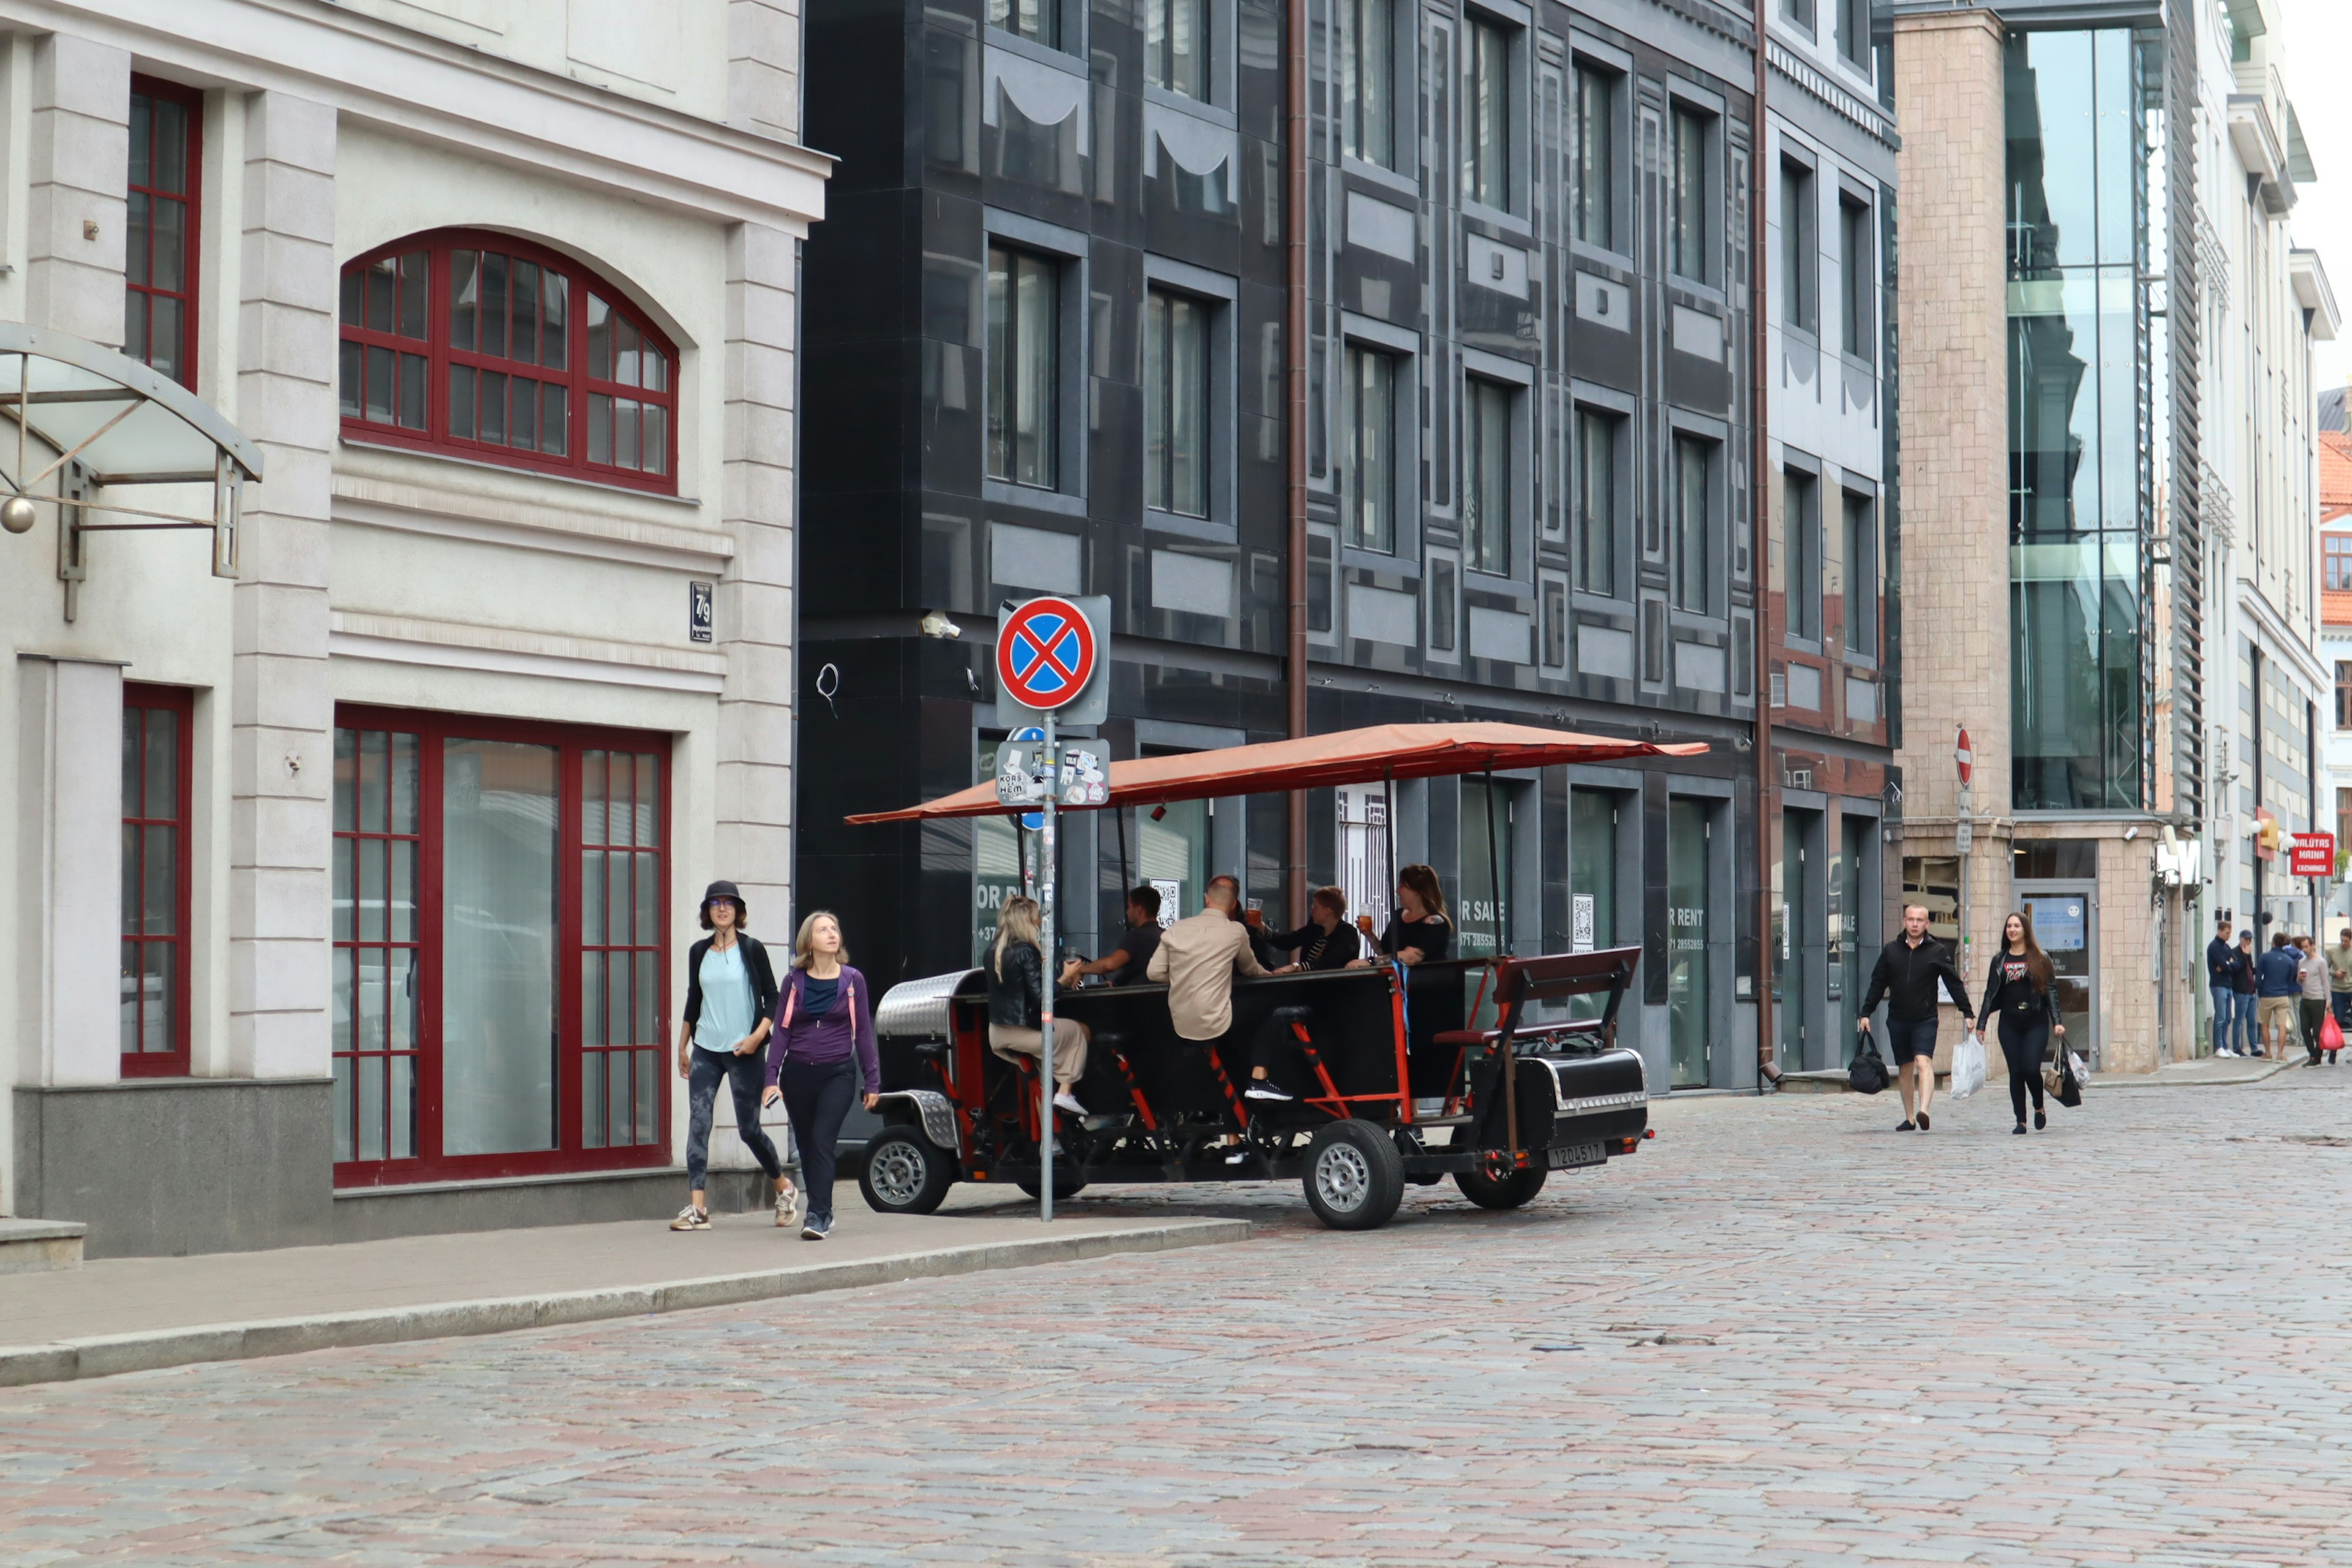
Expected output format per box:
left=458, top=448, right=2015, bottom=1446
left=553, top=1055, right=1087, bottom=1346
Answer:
left=859, top=1128, right=956, bottom=1215
left=1016, top=1168, right=1088, bottom=1200
left=1453, top=1158, right=1548, bottom=1210
left=1302, top=1119, right=1406, bottom=1231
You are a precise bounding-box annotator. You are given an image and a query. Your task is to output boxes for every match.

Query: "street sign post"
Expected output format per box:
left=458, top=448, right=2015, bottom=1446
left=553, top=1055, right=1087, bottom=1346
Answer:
left=992, top=597, right=1104, bottom=1222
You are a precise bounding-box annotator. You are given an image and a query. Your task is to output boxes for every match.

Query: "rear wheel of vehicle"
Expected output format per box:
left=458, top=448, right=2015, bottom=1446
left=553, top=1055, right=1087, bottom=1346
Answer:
left=1453, top=1158, right=1548, bottom=1210
left=1302, top=1119, right=1406, bottom=1231
left=1016, top=1169, right=1088, bottom=1201
left=859, top=1128, right=956, bottom=1215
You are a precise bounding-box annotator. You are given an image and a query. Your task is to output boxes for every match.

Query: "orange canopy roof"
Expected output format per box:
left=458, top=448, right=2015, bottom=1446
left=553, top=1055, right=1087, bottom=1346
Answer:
left=846, top=722, right=1710, bottom=824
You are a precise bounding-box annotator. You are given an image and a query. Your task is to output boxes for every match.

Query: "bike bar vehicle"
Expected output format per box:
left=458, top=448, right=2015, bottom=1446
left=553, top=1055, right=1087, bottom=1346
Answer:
left=843, top=722, right=1703, bottom=1231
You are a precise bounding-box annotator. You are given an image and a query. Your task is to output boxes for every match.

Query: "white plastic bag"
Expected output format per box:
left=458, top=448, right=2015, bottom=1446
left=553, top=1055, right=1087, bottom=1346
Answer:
left=1950, top=1031, right=1988, bottom=1099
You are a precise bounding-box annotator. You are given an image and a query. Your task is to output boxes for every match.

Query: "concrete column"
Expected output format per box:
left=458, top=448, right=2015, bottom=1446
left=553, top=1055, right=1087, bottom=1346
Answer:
left=1893, top=9, right=2011, bottom=1022
left=228, top=93, right=336, bottom=1080
left=727, top=0, right=801, bottom=142
left=13, top=657, right=124, bottom=1088
left=25, top=32, right=127, bottom=345
left=717, top=223, right=798, bottom=921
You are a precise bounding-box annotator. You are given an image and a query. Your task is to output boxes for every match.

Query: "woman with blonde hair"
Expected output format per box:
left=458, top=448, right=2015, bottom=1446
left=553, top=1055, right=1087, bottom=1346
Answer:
left=758, top=910, right=878, bottom=1239
left=986, top=895, right=1090, bottom=1115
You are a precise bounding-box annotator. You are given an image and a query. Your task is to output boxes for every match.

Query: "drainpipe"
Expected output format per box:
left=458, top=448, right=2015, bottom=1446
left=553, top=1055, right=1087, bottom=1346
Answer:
left=1285, top=0, right=1310, bottom=925
left=1752, top=5, right=1775, bottom=1089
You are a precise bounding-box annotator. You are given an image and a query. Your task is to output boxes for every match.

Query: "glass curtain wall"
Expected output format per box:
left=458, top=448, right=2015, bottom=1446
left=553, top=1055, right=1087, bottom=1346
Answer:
left=2004, top=29, right=2154, bottom=811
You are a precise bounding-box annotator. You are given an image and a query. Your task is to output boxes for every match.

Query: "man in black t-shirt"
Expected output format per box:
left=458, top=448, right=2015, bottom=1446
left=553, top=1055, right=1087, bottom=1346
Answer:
left=1061, top=886, right=1166, bottom=989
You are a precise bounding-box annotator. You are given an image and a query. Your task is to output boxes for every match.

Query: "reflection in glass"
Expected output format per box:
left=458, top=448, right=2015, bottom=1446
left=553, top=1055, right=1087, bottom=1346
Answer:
left=1575, top=407, right=1616, bottom=595
left=1573, top=66, right=1613, bottom=249
left=1146, top=0, right=1207, bottom=100
left=989, top=0, right=1057, bottom=48
left=1464, top=379, right=1512, bottom=576
left=441, top=739, right=560, bottom=1156
left=1344, top=345, right=1396, bottom=553
left=987, top=246, right=1059, bottom=489
left=1466, top=18, right=1512, bottom=211
left=1668, top=799, right=1710, bottom=1088
left=1146, top=289, right=1211, bottom=518
left=1567, top=790, right=1616, bottom=1022
left=1673, top=435, right=1712, bottom=612
left=1670, top=107, right=1709, bottom=283
left=1344, top=0, right=1393, bottom=167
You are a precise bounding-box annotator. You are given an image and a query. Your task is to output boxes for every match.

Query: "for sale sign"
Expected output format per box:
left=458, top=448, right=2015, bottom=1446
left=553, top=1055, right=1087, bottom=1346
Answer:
left=2290, top=831, right=2335, bottom=879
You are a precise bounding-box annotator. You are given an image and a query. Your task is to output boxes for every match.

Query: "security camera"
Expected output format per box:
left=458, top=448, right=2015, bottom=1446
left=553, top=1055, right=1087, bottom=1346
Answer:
left=920, top=609, right=963, bottom=641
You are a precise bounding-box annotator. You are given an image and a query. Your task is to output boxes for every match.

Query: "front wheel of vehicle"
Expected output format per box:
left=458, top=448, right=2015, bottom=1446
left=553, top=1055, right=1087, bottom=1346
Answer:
left=1302, top=1119, right=1406, bottom=1231
left=859, top=1128, right=957, bottom=1215
left=1453, top=1158, right=1548, bottom=1210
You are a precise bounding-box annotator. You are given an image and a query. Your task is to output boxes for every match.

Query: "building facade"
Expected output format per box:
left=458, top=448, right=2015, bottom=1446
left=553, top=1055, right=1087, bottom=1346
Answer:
left=797, top=0, right=1902, bottom=1091
left=1891, top=0, right=2334, bottom=1073
left=2, top=1, right=825, bottom=1255
left=2316, top=383, right=2351, bottom=929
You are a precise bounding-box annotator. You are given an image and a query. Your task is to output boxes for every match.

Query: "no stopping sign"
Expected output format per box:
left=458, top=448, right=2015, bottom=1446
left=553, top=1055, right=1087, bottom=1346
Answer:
left=996, top=597, right=1098, bottom=711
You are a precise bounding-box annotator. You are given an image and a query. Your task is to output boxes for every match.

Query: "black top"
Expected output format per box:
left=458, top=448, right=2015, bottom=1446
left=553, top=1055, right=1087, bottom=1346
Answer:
left=1975, top=952, right=2062, bottom=1032
left=2232, top=943, right=2260, bottom=993
left=2206, top=935, right=2245, bottom=989
left=987, top=940, right=1045, bottom=1030
left=1379, top=913, right=1452, bottom=964
left=1107, top=920, right=1163, bottom=987
left=1858, top=933, right=1973, bottom=1023
left=682, top=933, right=778, bottom=1028
left=1272, top=920, right=1363, bottom=971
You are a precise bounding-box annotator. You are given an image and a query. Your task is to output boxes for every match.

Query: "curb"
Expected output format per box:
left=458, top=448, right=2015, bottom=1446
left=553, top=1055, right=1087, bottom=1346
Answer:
left=2090, top=1058, right=2302, bottom=1089
left=0, top=1218, right=1253, bottom=1389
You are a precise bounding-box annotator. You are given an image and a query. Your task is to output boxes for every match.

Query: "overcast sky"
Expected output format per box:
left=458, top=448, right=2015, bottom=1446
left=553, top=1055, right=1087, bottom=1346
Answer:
left=2277, top=0, right=2351, bottom=391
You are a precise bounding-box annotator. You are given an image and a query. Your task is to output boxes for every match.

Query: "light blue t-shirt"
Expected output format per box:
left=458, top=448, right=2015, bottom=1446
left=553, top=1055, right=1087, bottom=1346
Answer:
left=695, top=941, right=756, bottom=1054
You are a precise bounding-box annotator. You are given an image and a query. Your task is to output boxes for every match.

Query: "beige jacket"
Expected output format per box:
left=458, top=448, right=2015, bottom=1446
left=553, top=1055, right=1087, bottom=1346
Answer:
left=1147, top=909, right=1268, bottom=1039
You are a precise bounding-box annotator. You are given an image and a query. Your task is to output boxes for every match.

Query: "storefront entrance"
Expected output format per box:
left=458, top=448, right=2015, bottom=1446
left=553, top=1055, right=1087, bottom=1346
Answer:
left=2017, top=884, right=2098, bottom=1068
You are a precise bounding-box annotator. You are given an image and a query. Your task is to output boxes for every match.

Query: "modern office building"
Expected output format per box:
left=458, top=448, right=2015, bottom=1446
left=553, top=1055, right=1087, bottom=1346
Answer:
left=1891, top=0, right=2334, bottom=1071
left=797, top=0, right=1899, bottom=1090
left=1, top=0, right=826, bottom=1254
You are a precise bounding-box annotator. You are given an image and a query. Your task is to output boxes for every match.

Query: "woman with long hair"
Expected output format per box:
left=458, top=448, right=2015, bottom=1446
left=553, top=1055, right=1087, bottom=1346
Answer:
left=1973, top=910, right=2067, bottom=1134
left=758, top=911, right=878, bottom=1240
left=986, top=895, right=1090, bottom=1114
left=1346, top=862, right=1453, bottom=970
left=669, top=881, right=797, bottom=1232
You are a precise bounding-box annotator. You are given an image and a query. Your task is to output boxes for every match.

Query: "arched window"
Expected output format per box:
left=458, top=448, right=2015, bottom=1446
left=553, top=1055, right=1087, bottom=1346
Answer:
left=339, top=230, right=678, bottom=492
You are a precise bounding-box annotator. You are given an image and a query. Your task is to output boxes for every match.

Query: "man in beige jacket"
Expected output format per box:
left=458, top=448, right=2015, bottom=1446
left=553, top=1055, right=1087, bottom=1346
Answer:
left=1148, top=875, right=1267, bottom=1042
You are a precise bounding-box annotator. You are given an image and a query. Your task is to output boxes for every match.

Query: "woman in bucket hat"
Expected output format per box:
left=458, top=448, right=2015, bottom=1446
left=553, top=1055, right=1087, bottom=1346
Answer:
left=670, top=881, right=799, bottom=1231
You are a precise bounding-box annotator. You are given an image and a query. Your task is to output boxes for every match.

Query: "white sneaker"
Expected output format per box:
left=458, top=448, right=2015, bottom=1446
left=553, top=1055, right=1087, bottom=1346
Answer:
left=1052, top=1090, right=1087, bottom=1115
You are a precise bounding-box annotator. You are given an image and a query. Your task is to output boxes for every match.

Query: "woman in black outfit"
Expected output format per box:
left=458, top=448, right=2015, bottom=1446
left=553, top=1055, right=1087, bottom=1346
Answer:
left=1347, top=863, right=1453, bottom=970
left=1974, top=910, right=2067, bottom=1134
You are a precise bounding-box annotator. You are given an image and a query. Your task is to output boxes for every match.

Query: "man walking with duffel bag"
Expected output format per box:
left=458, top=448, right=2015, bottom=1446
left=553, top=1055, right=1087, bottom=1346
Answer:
left=1857, top=904, right=1978, bottom=1133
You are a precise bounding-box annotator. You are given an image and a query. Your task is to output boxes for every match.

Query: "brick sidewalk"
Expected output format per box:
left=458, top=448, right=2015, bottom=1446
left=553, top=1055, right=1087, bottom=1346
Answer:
left=4, top=1072, right=2350, bottom=1564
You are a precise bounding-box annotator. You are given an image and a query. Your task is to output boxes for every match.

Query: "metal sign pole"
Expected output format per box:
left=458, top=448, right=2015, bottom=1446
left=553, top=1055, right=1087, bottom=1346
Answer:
left=1039, top=707, right=1058, bottom=1223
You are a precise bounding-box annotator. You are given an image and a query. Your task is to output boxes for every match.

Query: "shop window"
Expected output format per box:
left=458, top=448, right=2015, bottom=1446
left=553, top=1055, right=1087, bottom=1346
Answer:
left=121, top=685, right=192, bottom=1077
left=333, top=710, right=668, bottom=1184
left=126, top=77, right=202, bottom=388
left=339, top=231, right=677, bottom=492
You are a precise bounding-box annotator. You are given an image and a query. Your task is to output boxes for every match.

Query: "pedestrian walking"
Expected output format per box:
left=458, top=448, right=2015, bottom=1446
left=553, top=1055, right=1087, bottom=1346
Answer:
left=2255, top=932, right=2303, bottom=1062
left=761, top=911, right=880, bottom=1240
left=1856, top=903, right=1977, bottom=1133
left=2206, top=914, right=2246, bottom=1057
left=1975, top=910, right=2066, bottom=1135
left=2233, top=930, right=2261, bottom=1057
left=671, top=881, right=799, bottom=1232
left=2325, top=927, right=2352, bottom=1060
left=2297, top=936, right=2329, bottom=1065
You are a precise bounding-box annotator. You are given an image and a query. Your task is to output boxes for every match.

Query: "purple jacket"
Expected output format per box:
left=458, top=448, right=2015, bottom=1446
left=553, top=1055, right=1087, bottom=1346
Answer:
left=766, top=965, right=880, bottom=1093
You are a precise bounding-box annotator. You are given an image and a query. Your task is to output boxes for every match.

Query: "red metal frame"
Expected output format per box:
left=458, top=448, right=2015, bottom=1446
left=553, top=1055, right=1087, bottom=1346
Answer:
left=332, top=704, right=672, bottom=1188
left=126, top=77, right=202, bottom=390
left=337, top=229, right=679, bottom=494
left=121, top=683, right=194, bottom=1078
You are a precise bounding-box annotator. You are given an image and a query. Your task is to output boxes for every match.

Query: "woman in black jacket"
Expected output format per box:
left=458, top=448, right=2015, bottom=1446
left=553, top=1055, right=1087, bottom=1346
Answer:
left=1974, top=910, right=2068, bottom=1135
left=669, top=880, right=797, bottom=1231
left=986, top=895, right=1090, bottom=1115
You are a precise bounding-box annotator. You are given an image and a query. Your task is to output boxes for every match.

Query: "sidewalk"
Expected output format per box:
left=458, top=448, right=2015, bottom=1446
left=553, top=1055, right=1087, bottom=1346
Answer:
left=0, top=1185, right=1250, bottom=1389
left=2090, top=1055, right=2307, bottom=1088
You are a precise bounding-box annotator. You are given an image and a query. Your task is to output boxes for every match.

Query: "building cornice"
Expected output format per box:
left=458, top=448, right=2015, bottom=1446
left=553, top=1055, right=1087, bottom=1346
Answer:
left=1767, top=39, right=1900, bottom=152
left=5, top=0, right=832, bottom=233
left=2237, top=579, right=2331, bottom=697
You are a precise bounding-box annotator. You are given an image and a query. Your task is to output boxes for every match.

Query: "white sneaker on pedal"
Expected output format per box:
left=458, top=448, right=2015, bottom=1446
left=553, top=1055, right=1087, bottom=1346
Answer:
left=1052, top=1090, right=1087, bottom=1115
left=1245, top=1082, right=1294, bottom=1102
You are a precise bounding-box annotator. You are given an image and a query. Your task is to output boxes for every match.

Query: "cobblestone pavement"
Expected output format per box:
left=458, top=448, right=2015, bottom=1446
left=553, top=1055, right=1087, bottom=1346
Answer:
left=7, top=1068, right=2352, bottom=1566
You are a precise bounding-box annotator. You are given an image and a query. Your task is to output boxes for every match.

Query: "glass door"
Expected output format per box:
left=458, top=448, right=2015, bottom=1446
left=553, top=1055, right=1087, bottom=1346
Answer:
left=2019, top=887, right=2097, bottom=1066
left=1836, top=815, right=1872, bottom=1043
left=1568, top=790, right=1618, bottom=1023
left=1139, top=796, right=1208, bottom=929
left=1459, top=778, right=1513, bottom=962
left=1668, top=798, right=1711, bottom=1087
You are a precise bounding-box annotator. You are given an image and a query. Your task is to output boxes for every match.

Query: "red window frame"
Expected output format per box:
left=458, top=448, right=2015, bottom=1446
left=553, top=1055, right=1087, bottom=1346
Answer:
left=121, top=684, right=194, bottom=1077
left=126, top=76, right=202, bottom=389
left=337, top=228, right=679, bottom=494
left=333, top=704, right=673, bottom=1187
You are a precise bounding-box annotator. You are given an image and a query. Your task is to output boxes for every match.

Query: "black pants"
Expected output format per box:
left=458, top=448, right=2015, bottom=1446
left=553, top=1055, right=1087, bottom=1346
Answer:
left=1999, top=1015, right=2047, bottom=1123
left=1250, top=1018, right=1311, bottom=1092
left=777, top=1056, right=859, bottom=1221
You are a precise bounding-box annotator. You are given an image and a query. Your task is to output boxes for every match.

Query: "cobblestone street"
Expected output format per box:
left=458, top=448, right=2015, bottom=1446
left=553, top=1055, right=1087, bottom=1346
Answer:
left=8, top=1071, right=2352, bottom=1566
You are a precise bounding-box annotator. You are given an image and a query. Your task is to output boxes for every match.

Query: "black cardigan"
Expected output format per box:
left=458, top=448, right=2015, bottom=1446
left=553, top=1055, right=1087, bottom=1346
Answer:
left=682, top=933, right=780, bottom=1035
left=1973, top=951, right=2063, bottom=1033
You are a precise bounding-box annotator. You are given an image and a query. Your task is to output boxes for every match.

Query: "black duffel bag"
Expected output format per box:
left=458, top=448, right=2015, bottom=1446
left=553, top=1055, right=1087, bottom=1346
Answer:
left=1848, top=1032, right=1890, bottom=1095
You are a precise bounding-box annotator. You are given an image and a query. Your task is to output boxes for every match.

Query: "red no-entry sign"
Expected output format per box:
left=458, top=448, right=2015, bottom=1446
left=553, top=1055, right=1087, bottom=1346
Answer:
left=996, top=596, right=1098, bottom=711
left=1955, top=726, right=1973, bottom=787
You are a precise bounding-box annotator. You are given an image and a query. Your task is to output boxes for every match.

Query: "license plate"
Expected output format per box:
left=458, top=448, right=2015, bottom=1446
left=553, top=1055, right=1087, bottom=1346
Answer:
left=1548, top=1141, right=1607, bottom=1169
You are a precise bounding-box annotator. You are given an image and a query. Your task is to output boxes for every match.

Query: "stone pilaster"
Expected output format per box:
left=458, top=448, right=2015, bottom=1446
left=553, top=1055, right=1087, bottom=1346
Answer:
left=717, top=222, right=797, bottom=919
left=228, top=92, right=336, bottom=1079
left=728, top=0, right=801, bottom=142
left=25, top=33, right=127, bottom=347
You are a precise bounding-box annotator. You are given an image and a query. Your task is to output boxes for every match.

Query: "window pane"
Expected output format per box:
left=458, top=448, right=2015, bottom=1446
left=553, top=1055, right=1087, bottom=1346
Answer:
left=1344, top=0, right=1392, bottom=166
left=334, top=728, right=358, bottom=832
left=481, top=252, right=508, bottom=358
left=366, top=346, right=394, bottom=423
left=1468, top=20, right=1510, bottom=210
left=480, top=370, right=507, bottom=445
left=636, top=850, right=660, bottom=946
left=1466, top=379, right=1510, bottom=576
left=511, top=260, right=540, bottom=365
left=636, top=753, right=658, bottom=845
left=153, top=99, right=187, bottom=195
left=334, top=836, right=355, bottom=943
left=341, top=268, right=364, bottom=328
left=144, top=824, right=176, bottom=935
left=511, top=376, right=537, bottom=450
left=1577, top=409, right=1616, bottom=595
left=450, top=250, right=479, bottom=350
left=391, top=839, right=416, bottom=943
left=119, top=829, right=137, bottom=944
left=151, top=197, right=184, bottom=292
left=399, top=252, right=428, bottom=339
left=358, top=946, right=386, bottom=1054
left=358, top=1052, right=385, bottom=1163
left=145, top=944, right=174, bottom=1052
left=641, top=403, right=667, bottom=475
left=583, top=849, right=606, bottom=944
left=583, top=749, right=608, bottom=845
left=443, top=364, right=474, bottom=440
left=635, top=1049, right=658, bottom=1146
left=584, top=1044, right=608, bottom=1148
left=366, top=258, right=396, bottom=334
left=130, top=94, right=153, bottom=188
left=390, top=949, right=415, bottom=1053
left=1782, top=164, right=1812, bottom=329
left=1345, top=345, right=1395, bottom=553
left=358, top=835, right=385, bottom=944
left=615, top=398, right=640, bottom=470
left=333, top=1055, right=354, bottom=1163
left=391, top=732, right=418, bottom=835
left=390, top=1050, right=416, bottom=1159
left=337, top=340, right=363, bottom=419
left=1171, top=296, right=1208, bottom=517
left=1676, top=437, right=1711, bottom=611
left=589, top=393, right=613, bottom=464
left=987, top=247, right=1060, bottom=489
left=398, top=353, right=428, bottom=431
left=1672, top=108, right=1708, bottom=282
left=541, top=274, right=569, bottom=370
left=127, top=192, right=153, bottom=287
left=587, top=294, right=613, bottom=380
left=125, top=298, right=149, bottom=374
left=610, top=851, right=631, bottom=946
left=440, top=739, right=560, bottom=1156
left=614, top=315, right=641, bottom=388
left=608, top=943, right=631, bottom=1044
left=584, top=956, right=608, bottom=1052
left=146, top=298, right=183, bottom=385
left=542, top=382, right=569, bottom=456
left=359, top=730, right=387, bottom=833
left=1574, top=66, right=1612, bottom=248
left=635, top=949, right=658, bottom=1046
left=641, top=341, right=667, bottom=393
left=145, top=706, right=180, bottom=818
left=610, top=1050, right=634, bottom=1148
